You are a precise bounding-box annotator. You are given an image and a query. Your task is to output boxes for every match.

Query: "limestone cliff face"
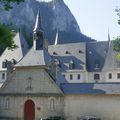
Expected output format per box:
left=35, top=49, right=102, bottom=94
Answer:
left=0, top=0, right=95, bottom=44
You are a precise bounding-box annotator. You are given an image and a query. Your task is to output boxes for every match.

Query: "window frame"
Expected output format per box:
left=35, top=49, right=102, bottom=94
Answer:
left=117, top=73, right=120, bottom=79
left=77, top=74, right=80, bottom=80
left=70, top=74, right=73, bottom=80
left=94, top=74, right=100, bottom=80
left=2, top=73, right=5, bottom=79
left=49, top=98, right=55, bottom=110
left=108, top=73, right=112, bottom=79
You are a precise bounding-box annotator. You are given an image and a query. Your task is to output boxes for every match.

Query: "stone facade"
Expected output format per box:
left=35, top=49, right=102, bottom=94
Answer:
left=64, top=94, right=120, bottom=120
left=0, top=67, right=64, bottom=119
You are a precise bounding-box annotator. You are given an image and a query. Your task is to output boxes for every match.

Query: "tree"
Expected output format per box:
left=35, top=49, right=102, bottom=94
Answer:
left=115, top=8, right=120, bottom=25
left=0, top=24, right=17, bottom=49
left=113, top=8, right=120, bottom=52
left=0, top=0, right=24, bottom=49
left=0, top=0, right=24, bottom=10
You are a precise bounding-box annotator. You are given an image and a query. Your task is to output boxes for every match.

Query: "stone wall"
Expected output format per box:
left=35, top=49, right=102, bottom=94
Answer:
left=64, top=94, right=120, bottom=120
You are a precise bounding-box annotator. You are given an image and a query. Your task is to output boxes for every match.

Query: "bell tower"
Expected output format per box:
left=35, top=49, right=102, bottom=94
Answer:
left=33, top=9, right=44, bottom=50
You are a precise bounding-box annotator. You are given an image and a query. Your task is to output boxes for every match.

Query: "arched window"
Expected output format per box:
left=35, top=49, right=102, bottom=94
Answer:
left=5, top=98, right=10, bottom=109
left=69, top=60, right=74, bottom=70
left=26, top=77, right=32, bottom=90
left=49, top=98, right=55, bottom=110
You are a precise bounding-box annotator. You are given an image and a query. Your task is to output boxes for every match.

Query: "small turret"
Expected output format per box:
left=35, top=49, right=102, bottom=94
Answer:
left=33, top=9, right=44, bottom=50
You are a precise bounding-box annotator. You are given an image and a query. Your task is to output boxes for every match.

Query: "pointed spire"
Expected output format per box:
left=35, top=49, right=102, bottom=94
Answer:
left=33, top=8, right=44, bottom=50
left=54, top=31, right=59, bottom=45
left=108, top=29, right=111, bottom=42
left=108, top=29, right=111, bottom=47
left=33, top=8, right=41, bottom=32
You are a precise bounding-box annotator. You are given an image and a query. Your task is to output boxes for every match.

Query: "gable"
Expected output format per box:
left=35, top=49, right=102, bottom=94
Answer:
left=0, top=32, right=29, bottom=71
left=0, top=68, right=63, bottom=95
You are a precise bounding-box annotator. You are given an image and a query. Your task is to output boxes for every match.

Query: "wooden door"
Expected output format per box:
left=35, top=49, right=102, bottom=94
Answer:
left=24, top=100, right=35, bottom=120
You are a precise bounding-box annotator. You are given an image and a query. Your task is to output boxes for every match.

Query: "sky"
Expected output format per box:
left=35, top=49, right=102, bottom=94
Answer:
left=44, top=0, right=120, bottom=41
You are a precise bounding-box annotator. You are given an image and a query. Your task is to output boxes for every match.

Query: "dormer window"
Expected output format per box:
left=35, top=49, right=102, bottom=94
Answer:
left=66, top=51, right=70, bottom=54
left=54, top=59, right=60, bottom=65
left=69, top=60, right=74, bottom=69
left=53, top=52, right=57, bottom=55
left=89, top=51, right=92, bottom=54
left=104, top=49, right=107, bottom=54
left=94, top=60, right=100, bottom=69
left=12, top=59, right=17, bottom=65
left=2, top=60, right=7, bottom=68
left=79, top=50, right=83, bottom=53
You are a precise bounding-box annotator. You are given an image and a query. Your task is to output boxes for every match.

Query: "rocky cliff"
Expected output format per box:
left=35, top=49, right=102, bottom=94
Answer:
left=0, top=0, right=95, bottom=45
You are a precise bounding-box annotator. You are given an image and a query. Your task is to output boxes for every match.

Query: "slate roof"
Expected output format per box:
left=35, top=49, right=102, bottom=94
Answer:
left=0, top=32, right=29, bottom=70
left=86, top=41, right=109, bottom=72
left=15, top=47, right=52, bottom=67
left=103, top=41, right=120, bottom=70
left=48, top=43, right=86, bottom=71
left=0, top=48, right=5, bottom=56
left=61, top=83, right=120, bottom=94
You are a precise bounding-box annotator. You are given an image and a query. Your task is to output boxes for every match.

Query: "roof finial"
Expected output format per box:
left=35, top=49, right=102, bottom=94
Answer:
left=108, top=29, right=111, bottom=47
left=108, top=29, right=111, bottom=42
left=54, top=30, right=59, bottom=45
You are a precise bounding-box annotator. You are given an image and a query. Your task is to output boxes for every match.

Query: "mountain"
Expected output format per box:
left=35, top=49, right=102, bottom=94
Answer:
left=0, top=0, right=95, bottom=45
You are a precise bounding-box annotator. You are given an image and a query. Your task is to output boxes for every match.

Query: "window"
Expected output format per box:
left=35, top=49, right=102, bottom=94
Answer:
left=2, top=60, right=7, bottom=68
left=63, top=75, right=65, bottom=78
left=117, top=73, right=120, bottom=79
left=79, top=50, right=83, bottom=53
left=94, top=74, right=100, bottom=80
left=94, top=60, right=100, bottom=69
left=5, top=98, right=10, bottom=109
left=49, top=99, right=55, bottom=110
left=12, top=59, right=16, bottom=65
left=65, top=51, right=70, bottom=54
left=78, top=74, right=80, bottom=80
left=2, top=73, right=5, bottom=79
left=53, top=52, right=57, bottom=55
left=26, top=77, right=32, bottom=90
left=70, top=74, right=73, bottom=80
left=108, top=73, right=112, bottom=79
left=69, top=60, right=74, bottom=69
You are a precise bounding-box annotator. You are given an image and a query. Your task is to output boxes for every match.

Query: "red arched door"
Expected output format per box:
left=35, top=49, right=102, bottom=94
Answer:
left=24, top=100, right=35, bottom=120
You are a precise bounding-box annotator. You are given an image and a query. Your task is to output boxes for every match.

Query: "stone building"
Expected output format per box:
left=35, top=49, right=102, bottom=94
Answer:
left=0, top=32, right=29, bottom=83
left=1, top=9, right=120, bottom=120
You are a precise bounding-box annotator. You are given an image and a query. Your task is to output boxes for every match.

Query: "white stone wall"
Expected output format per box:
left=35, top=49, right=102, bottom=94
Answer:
left=0, top=96, right=64, bottom=119
left=104, top=70, right=120, bottom=82
left=87, top=70, right=120, bottom=83
left=64, top=94, right=120, bottom=120
left=62, top=71, right=88, bottom=83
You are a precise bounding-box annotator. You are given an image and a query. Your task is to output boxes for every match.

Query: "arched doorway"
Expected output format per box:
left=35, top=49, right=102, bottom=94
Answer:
left=24, top=99, right=35, bottom=120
